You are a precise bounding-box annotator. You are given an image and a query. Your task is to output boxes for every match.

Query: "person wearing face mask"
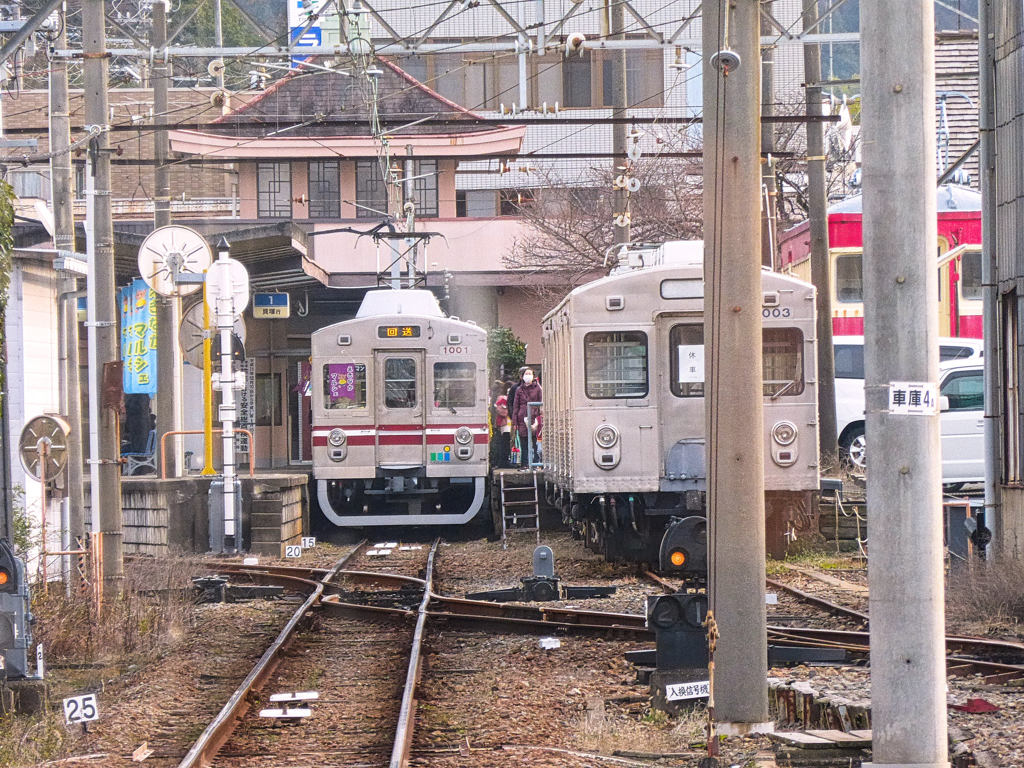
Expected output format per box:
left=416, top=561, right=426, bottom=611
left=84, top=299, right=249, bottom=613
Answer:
left=511, top=367, right=542, bottom=466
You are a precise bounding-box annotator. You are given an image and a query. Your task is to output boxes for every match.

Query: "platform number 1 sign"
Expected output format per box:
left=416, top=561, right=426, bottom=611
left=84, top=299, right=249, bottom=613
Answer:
left=63, top=694, right=99, bottom=725
left=285, top=545, right=302, bottom=558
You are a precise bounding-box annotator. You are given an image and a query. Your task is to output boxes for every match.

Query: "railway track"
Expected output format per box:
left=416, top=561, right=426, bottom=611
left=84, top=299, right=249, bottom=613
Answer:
left=168, top=555, right=1024, bottom=766
left=642, top=570, right=1024, bottom=686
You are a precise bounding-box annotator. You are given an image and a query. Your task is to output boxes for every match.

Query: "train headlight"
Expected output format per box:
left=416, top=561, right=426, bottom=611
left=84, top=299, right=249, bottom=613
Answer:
left=595, top=424, right=619, bottom=448
left=455, top=426, right=473, bottom=445
left=771, top=421, right=797, bottom=446
left=328, top=428, right=347, bottom=447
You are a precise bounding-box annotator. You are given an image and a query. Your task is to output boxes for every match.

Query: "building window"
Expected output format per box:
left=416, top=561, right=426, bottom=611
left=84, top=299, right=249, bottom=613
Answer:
left=411, top=159, right=439, bottom=217
left=308, top=161, right=340, bottom=218
left=456, top=189, right=497, bottom=217
left=356, top=159, right=439, bottom=218
left=355, top=160, right=388, bottom=218
left=584, top=331, right=648, bottom=399
left=255, top=373, right=282, bottom=426
left=257, top=162, right=292, bottom=218
left=562, top=52, right=593, bottom=107
left=499, top=189, right=535, bottom=216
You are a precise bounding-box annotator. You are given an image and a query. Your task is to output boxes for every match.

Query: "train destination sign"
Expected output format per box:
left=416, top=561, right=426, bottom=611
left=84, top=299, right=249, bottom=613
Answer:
left=378, top=325, right=421, bottom=339
left=253, top=293, right=291, bottom=319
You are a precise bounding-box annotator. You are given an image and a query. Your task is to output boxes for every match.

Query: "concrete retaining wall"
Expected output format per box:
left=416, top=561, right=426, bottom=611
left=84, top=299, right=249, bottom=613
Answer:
left=85, top=473, right=308, bottom=555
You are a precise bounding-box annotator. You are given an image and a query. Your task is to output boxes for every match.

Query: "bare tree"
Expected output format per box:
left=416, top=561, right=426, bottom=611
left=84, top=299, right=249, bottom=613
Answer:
left=503, top=155, right=704, bottom=287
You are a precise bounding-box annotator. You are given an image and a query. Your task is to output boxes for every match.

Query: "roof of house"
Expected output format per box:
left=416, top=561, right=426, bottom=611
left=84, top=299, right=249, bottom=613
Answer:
left=208, top=57, right=492, bottom=137
left=170, top=57, right=525, bottom=159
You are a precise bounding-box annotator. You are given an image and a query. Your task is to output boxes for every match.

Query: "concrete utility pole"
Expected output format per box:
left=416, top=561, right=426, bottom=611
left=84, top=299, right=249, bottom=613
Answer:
left=702, top=0, right=769, bottom=729
left=152, top=0, right=182, bottom=478
left=609, top=0, right=629, bottom=246
left=803, top=3, right=837, bottom=464
left=83, top=0, right=124, bottom=597
left=50, top=3, right=86, bottom=578
left=861, top=0, right=947, bottom=765
left=760, top=1, right=777, bottom=269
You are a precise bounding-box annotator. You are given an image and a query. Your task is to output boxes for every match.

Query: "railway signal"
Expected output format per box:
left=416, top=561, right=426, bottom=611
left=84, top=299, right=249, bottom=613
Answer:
left=0, top=539, right=33, bottom=679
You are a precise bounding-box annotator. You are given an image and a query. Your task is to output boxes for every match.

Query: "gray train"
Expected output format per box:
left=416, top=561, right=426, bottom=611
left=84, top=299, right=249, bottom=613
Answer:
left=541, top=244, right=820, bottom=566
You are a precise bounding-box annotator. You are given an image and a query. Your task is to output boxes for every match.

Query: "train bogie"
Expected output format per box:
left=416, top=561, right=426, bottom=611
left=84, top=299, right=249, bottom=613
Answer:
left=311, top=289, right=489, bottom=526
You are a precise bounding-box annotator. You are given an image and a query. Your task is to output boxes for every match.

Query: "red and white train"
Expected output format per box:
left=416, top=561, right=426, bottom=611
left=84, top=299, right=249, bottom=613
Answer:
left=778, top=183, right=982, bottom=339
left=310, top=289, right=490, bottom=526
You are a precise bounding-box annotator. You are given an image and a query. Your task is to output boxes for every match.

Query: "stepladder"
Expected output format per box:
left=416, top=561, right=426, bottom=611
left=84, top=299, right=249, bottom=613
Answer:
left=497, top=469, right=541, bottom=549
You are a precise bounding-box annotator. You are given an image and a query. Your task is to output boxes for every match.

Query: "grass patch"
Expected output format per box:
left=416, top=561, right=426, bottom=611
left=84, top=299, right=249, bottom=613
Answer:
left=0, top=555, right=206, bottom=766
left=946, top=557, right=1024, bottom=627
left=575, top=702, right=708, bottom=756
left=0, top=710, right=76, bottom=767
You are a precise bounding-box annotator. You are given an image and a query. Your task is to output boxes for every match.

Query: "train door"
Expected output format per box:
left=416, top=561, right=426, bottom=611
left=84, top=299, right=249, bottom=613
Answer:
left=374, top=350, right=426, bottom=467
left=658, top=316, right=705, bottom=480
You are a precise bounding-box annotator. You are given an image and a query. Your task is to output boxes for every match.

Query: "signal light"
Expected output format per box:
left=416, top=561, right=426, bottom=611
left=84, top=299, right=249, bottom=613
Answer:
left=0, top=569, right=8, bottom=586
left=670, top=550, right=686, bottom=567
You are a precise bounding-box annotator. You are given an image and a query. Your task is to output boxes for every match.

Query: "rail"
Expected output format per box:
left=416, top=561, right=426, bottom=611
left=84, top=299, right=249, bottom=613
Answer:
left=390, top=539, right=439, bottom=768
left=160, top=428, right=255, bottom=479
left=176, top=541, right=366, bottom=768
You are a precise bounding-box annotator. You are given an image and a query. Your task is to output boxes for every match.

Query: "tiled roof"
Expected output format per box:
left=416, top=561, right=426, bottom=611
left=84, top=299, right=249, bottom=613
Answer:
left=209, top=57, right=492, bottom=137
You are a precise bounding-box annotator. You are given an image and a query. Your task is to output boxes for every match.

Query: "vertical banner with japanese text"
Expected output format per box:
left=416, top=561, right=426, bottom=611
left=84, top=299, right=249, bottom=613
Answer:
left=120, top=278, right=158, bottom=394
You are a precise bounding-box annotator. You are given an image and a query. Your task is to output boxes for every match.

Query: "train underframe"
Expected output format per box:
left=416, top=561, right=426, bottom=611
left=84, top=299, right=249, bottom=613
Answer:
left=317, top=472, right=487, bottom=527
left=555, top=487, right=819, bottom=566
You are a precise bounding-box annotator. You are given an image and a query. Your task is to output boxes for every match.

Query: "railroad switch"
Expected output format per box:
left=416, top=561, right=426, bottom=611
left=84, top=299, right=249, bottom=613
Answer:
left=192, top=576, right=285, bottom=603
left=465, top=545, right=616, bottom=603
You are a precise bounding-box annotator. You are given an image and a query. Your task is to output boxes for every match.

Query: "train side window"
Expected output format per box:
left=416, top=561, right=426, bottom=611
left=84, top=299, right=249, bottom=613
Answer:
left=940, top=370, right=983, bottom=411
left=584, top=331, right=648, bottom=399
left=835, top=254, right=863, bottom=302
left=434, top=362, right=476, bottom=409
left=323, top=363, right=367, bottom=409
left=670, top=324, right=704, bottom=397
left=762, top=328, right=804, bottom=397
left=960, top=250, right=982, bottom=300
left=833, top=344, right=864, bottom=379
left=385, top=358, right=418, bottom=408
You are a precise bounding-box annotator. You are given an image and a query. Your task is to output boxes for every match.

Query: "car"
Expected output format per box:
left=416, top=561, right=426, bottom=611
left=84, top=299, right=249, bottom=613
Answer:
left=938, top=361, right=985, bottom=487
left=833, top=336, right=984, bottom=482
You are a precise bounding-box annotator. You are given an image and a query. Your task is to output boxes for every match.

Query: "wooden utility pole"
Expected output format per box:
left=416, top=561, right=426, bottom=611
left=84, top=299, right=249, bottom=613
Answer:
left=803, top=4, right=837, bottom=464
left=50, top=3, right=85, bottom=569
left=153, top=0, right=182, bottom=477
left=83, top=0, right=123, bottom=597
left=861, top=0, right=947, bottom=764
left=702, top=0, right=769, bottom=729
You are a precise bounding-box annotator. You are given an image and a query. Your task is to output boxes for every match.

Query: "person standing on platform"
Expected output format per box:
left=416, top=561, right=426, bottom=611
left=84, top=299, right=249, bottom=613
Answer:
left=490, top=380, right=512, bottom=469
left=511, top=368, right=542, bottom=467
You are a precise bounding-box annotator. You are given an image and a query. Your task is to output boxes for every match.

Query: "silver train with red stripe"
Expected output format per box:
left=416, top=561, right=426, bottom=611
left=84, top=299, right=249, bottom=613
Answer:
left=311, top=289, right=489, bottom=526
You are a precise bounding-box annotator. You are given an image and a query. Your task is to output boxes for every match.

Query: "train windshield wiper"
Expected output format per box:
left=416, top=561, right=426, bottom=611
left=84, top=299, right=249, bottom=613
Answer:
left=770, top=379, right=797, bottom=401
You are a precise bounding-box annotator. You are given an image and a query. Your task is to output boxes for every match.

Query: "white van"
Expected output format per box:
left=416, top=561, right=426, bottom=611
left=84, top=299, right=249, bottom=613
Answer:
left=833, top=336, right=984, bottom=481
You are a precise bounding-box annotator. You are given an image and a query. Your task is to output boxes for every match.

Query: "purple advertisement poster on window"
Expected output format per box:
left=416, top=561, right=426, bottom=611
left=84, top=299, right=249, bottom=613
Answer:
left=327, top=363, right=356, bottom=400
